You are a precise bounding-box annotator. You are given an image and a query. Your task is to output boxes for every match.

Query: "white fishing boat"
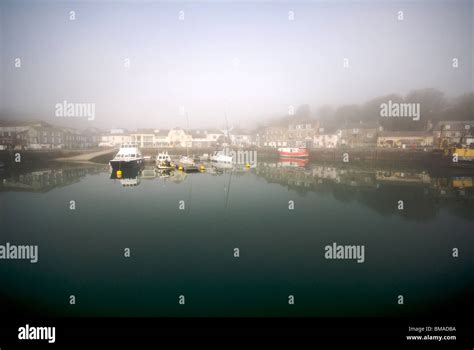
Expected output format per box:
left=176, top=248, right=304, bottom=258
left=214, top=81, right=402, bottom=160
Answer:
left=156, top=151, right=175, bottom=169
left=210, top=150, right=233, bottom=164
left=199, top=153, right=210, bottom=161
left=178, top=155, right=195, bottom=166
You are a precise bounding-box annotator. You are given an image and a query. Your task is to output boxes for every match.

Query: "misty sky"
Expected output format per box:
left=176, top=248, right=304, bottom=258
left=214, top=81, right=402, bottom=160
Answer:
left=0, top=0, right=472, bottom=130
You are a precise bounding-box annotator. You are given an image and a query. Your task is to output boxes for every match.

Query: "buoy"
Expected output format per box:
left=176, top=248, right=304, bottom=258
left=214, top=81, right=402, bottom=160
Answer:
left=116, top=170, right=122, bottom=178
left=178, top=166, right=184, bottom=171
left=245, top=163, right=251, bottom=168
left=200, top=165, right=205, bottom=171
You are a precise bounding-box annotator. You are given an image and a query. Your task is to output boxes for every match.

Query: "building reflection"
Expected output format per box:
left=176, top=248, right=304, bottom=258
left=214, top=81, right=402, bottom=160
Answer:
left=255, top=161, right=474, bottom=220
left=2, top=161, right=473, bottom=221
left=0, top=164, right=103, bottom=192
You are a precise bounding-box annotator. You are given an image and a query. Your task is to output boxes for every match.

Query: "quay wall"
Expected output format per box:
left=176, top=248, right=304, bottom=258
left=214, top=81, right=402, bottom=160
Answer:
left=1, top=147, right=445, bottom=166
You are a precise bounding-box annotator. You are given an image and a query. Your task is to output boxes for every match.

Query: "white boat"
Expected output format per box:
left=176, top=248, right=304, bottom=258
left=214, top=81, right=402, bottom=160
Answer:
left=210, top=150, right=233, bottom=164
left=199, top=153, right=210, bottom=161
left=109, top=143, right=144, bottom=171
left=156, top=151, right=174, bottom=169
left=178, top=155, right=195, bottom=166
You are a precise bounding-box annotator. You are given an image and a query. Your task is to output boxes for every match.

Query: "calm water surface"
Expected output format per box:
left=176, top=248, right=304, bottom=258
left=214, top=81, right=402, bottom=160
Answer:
left=1, top=161, right=473, bottom=317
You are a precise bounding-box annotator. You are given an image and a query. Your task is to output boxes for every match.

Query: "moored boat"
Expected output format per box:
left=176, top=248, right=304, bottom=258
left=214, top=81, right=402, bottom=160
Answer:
left=109, top=143, right=144, bottom=171
left=210, top=150, right=233, bottom=164
left=156, top=151, right=175, bottom=169
left=435, top=145, right=474, bottom=169
left=277, top=147, right=309, bottom=158
left=178, top=155, right=195, bottom=166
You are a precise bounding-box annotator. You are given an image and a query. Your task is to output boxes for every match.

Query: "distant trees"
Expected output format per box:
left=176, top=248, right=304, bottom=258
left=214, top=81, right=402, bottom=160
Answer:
left=315, top=89, right=473, bottom=131
left=258, top=88, right=473, bottom=133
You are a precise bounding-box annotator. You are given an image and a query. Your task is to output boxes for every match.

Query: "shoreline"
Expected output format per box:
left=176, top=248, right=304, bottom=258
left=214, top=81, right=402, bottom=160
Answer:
left=0, top=147, right=468, bottom=168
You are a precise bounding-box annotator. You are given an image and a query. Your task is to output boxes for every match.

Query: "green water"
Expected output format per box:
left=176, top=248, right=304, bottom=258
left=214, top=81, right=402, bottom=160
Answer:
left=0, top=161, right=473, bottom=317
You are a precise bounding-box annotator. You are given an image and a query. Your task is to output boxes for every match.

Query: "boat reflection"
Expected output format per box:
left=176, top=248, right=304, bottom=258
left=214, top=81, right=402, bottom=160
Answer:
left=1, top=161, right=473, bottom=222
left=277, top=158, right=309, bottom=168
left=110, top=167, right=141, bottom=187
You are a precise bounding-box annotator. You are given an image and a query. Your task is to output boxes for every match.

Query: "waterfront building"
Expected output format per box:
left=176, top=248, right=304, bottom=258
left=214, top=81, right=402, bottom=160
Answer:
left=377, top=131, right=434, bottom=149
left=0, top=128, right=29, bottom=149
left=313, top=132, right=340, bottom=148
left=20, top=122, right=65, bottom=149
left=130, top=129, right=157, bottom=148
left=338, top=122, right=380, bottom=148
left=0, top=121, right=101, bottom=150
left=287, top=122, right=318, bottom=148
left=263, top=126, right=288, bottom=148
left=189, top=130, right=221, bottom=148
left=61, top=128, right=85, bottom=149
left=82, top=127, right=102, bottom=148
left=204, top=129, right=225, bottom=146
left=153, top=130, right=170, bottom=147
left=230, top=129, right=254, bottom=148
left=433, top=121, right=474, bottom=148
left=167, top=128, right=192, bottom=148
left=101, top=133, right=131, bottom=147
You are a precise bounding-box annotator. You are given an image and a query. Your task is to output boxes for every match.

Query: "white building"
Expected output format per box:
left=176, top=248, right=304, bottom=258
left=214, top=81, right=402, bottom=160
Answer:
left=313, top=132, right=340, bottom=148
left=168, top=128, right=192, bottom=147
left=101, top=133, right=131, bottom=146
left=230, top=129, right=254, bottom=148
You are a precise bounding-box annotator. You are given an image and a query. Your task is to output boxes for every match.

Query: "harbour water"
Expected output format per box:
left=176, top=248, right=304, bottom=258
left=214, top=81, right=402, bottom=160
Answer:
left=0, top=161, right=473, bottom=317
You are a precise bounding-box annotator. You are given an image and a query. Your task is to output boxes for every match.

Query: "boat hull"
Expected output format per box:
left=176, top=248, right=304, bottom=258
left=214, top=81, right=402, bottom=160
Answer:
left=110, top=159, right=144, bottom=171
left=278, top=148, right=309, bottom=158
left=210, top=156, right=233, bottom=163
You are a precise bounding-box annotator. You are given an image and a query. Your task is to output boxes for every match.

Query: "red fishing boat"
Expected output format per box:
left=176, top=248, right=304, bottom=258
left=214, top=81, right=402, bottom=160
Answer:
left=277, top=147, right=309, bottom=158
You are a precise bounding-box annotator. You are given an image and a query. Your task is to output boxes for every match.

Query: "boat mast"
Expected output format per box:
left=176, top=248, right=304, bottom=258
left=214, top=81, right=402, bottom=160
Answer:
left=225, top=112, right=230, bottom=148
left=186, top=112, right=190, bottom=157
